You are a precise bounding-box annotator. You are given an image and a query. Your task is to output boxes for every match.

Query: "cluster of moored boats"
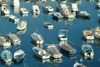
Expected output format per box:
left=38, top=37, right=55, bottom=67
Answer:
left=0, top=0, right=100, bottom=67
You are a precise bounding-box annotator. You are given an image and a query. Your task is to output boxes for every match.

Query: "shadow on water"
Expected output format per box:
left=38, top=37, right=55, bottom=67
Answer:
left=94, top=37, right=100, bottom=47
left=76, top=15, right=90, bottom=21
left=43, top=10, right=53, bottom=15
left=1, top=60, right=12, bottom=66
left=81, top=37, right=94, bottom=44
left=13, top=59, right=25, bottom=65
left=31, top=41, right=43, bottom=48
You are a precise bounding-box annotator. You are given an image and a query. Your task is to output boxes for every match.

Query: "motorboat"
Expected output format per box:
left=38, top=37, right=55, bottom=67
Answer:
left=0, top=36, right=11, bottom=47
left=31, top=30, right=44, bottom=44
left=32, top=47, right=50, bottom=59
left=60, top=9, right=75, bottom=18
left=14, top=49, right=25, bottom=62
left=81, top=44, right=94, bottom=58
left=0, top=4, right=10, bottom=15
left=11, top=0, right=20, bottom=7
left=58, top=29, right=68, bottom=41
left=44, top=22, right=53, bottom=29
left=1, top=50, right=12, bottom=62
left=92, top=27, right=100, bottom=39
left=45, top=44, right=62, bottom=58
left=42, top=6, right=54, bottom=12
left=7, top=33, right=21, bottom=45
left=83, top=30, right=94, bottom=40
left=32, top=5, right=40, bottom=14
left=56, top=3, right=68, bottom=11
left=20, top=8, right=28, bottom=14
left=52, top=12, right=63, bottom=19
left=73, top=61, right=87, bottom=67
left=68, top=3, right=78, bottom=12
left=17, top=20, right=27, bottom=31
left=95, top=2, right=100, bottom=8
left=76, top=11, right=91, bottom=17
left=9, top=15, right=20, bottom=23
left=59, top=41, right=77, bottom=55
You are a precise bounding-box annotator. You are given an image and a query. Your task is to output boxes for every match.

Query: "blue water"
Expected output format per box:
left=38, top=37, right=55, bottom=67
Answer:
left=0, top=0, right=100, bottom=67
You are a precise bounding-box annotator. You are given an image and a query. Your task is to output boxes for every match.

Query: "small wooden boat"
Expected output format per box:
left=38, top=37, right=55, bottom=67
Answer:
left=20, top=8, right=28, bottom=14
left=76, top=11, right=90, bottom=17
left=73, top=61, right=87, bottom=67
left=59, top=42, right=77, bottom=55
left=44, top=22, right=53, bottom=29
left=52, top=12, right=63, bottom=19
left=14, top=49, right=25, bottom=62
left=58, top=29, right=68, bottom=41
left=0, top=36, right=11, bottom=47
left=81, top=44, right=94, bottom=58
left=1, top=50, right=12, bottom=62
left=33, top=47, right=50, bottom=59
left=45, top=44, right=62, bottom=58
left=43, top=6, right=54, bottom=12
left=31, top=30, right=44, bottom=44
left=17, top=20, right=27, bottom=31
left=7, top=33, right=21, bottom=45
left=83, top=30, right=94, bottom=40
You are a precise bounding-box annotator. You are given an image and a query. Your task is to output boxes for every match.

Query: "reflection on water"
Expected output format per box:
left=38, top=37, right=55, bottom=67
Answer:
left=82, top=37, right=94, bottom=44
left=76, top=15, right=90, bottom=21
left=1, top=60, right=12, bottom=66
left=20, top=13, right=28, bottom=17
left=94, top=38, right=100, bottom=47
left=17, top=28, right=27, bottom=34
left=52, top=17, right=63, bottom=23
left=13, top=6, right=20, bottom=14
left=14, top=59, right=25, bottom=65
left=32, top=13, right=40, bottom=18
left=0, top=45, right=11, bottom=49
left=31, top=41, right=43, bottom=48
left=2, top=14, right=9, bottom=21
left=43, top=11, right=53, bottom=15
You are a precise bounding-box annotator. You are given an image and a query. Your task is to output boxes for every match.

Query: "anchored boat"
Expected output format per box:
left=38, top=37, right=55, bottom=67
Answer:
left=43, top=6, right=54, bottom=12
left=44, top=22, right=53, bottom=29
left=52, top=12, right=63, bottom=19
left=20, top=8, right=28, bottom=14
left=76, top=11, right=90, bottom=17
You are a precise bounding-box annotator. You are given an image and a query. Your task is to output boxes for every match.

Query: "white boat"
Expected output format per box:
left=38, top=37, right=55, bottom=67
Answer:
left=56, top=3, right=68, bottom=11
left=60, top=9, right=75, bottom=18
left=83, top=30, right=94, bottom=40
left=76, top=11, right=91, bottom=17
left=31, top=30, right=44, bottom=44
left=14, top=49, right=25, bottom=62
left=20, top=8, right=28, bottom=14
left=32, top=47, right=50, bottom=59
left=52, top=12, right=63, bottom=19
left=1, top=4, right=10, bottom=15
left=95, top=2, right=100, bottom=8
left=9, top=15, right=20, bottom=23
left=1, top=50, right=12, bottom=62
left=42, top=6, right=54, bottom=12
left=73, top=61, right=87, bottom=67
left=92, top=27, right=100, bottom=39
left=44, top=22, right=53, bottom=29
left=11, top=0, right=20, bottom=7
left=45, top=44, right=62, bottom=58
left=17, top=20, right=27, bottom=31
left=98, top=14, right=100, bottom=19
left=0, top=36, right=11, bottom=47
left=58, top=29, right=68, bottom=41
left=13, top=6, right=19, bottom=13
left=81, top=44, right=94, bottom=58
left=68, top=3, right=78, bottom=12
left=32, top=5, right=40, bottom=14
left=7, top=33, right=21, bottom=45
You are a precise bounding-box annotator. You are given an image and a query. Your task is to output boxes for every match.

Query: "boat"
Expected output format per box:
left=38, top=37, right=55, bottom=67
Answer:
left=98, top=14, right=100, bottom=19
left=59, top=41, right=77, bottom=55
left=20, top=8, right=28, bottom=14
left=0, top=3, right=10, bottom=15
left=81, top=44, right=94, bottom=58
left=83, top=30, right=94, bottom=40
left=45, top=44, right=62, bottom=58
left=58, top=29, right=68, bottom=41
left=60, top=9, right=75, bottom=18
left=0, top=36, right=11, bottom=47
left=11, top=0, right=20, bottom=7
left=52, top=12, right=63, bottom=19
left=31, top=30, right=44, bottom=44
left=42, top=6, right=54, bottom=12
left=14, top=49, right=25, bottom=62
left=7, top=33, right=21, bottom=45
left=32, top=47, right=50, bottom=59
left=1, top=50, right=12, bottom=62
left=32, top=5, right=40, bottom=14
left=44, top=22, right=53, bottom=29
left=95, top=2, right=100, bottom=8
left=92, top=27, right=100, bottom=39
left=76, top=11, right=91, bottom=17
left=73, top=61, right=87, bottom=67
left=56, top=3, right=68, bottom=11
left=68, top=3, right=78, bottom=12
left=13, top=6, right=19, bottom=13
left=9, top=15, right=20, bottom=23
left=17, top=20, right=27, bottom=31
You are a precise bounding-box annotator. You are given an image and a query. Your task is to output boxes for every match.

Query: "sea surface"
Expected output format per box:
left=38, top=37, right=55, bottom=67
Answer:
left=0, top=0, right=100, bottom=67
